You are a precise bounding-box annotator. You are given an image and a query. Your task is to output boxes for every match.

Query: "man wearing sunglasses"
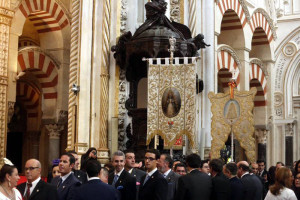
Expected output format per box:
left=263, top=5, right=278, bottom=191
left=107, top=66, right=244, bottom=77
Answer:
left=138, top=149, right=168, bottom=200
left=17, top=159, right=58, bottom=200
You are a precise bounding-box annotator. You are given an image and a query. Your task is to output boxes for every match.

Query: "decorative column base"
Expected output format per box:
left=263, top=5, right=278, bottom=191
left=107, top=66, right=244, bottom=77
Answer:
left=97, top=148, right=110, bottom=164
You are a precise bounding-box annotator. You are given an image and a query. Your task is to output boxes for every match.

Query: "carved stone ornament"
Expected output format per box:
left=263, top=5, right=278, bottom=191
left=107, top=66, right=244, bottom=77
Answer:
left=285, top=123, right=294, bottom=137
left=255, top=129, right=268, bottom=144
left=170, top=0, right=180, bottom=23
left=208, top=87, right=257, bottom=163
left=75, top=143, right=89, bottom=155
left=120, top=0, right=128, bottom=34
left=45, top=124, right=64, bottom=139
left=275, top=107, right=283, bottom=116
left=250, top=58, right=268, bottom=77
left=274, top=92, right=284, bottom=107
left=283, top=42, right=298, bottom=57
left=218, top=45, right=242, bottom=68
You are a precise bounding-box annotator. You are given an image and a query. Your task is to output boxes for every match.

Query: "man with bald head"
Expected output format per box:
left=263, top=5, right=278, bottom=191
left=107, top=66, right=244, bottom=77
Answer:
left=237, top=161, right=263, bottom=200
left=17, top=159, right=58, bottom=200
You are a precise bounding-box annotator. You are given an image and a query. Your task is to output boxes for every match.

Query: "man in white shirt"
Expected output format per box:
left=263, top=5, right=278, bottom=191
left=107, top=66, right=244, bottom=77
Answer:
left=138, top=149, right=168, bottom=200
left=108, top=151, right=136, bottom=200
left=157, top=154, right=179, bottom=200
left=17, top=159, right=58, bottom=200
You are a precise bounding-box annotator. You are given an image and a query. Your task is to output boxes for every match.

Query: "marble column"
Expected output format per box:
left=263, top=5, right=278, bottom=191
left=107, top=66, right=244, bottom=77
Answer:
left=0, top=2, right=14, bottom=166
left=46, top=124, right=64, bottom=165
left=285, top=123, right=294, bottom=167
left=198, top=0, right=214, bottom=157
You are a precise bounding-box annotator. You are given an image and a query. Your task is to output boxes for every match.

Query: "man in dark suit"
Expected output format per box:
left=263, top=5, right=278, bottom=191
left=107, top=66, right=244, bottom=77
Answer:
left=157, top=154, right=180, bottom=200
left=73, top=159, right=119, bottom=200
left=51, top=153, right=81, bottom=200
left=175, top=153, right=212, bottom=200
left=223, top=162, right=245, bottom=200
left=68, top=150, right=87, bottom=184
left=237, top=161, right=263, bottom=200
left=174, top=163, right=187, bottom=176
left=138, top=149, right=168, bottom=200
left=209, top=159, right=231, bottom=200
left=108, top=151, right=136, bottom=200
left=17, top=159, right=58, bottom=200
left=124, top=150, right=146, bottom=199
left=257, top=160, right=268, bottom=178
left=257, top=160, right=268, bottom=198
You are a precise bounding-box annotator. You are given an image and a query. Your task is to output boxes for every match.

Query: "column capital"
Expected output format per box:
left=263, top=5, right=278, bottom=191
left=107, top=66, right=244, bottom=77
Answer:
left=0, top=7, right=14, bottom=26
left=45, top=124, right=64, bottom=139
left=255, top=129, right=268, bottom=144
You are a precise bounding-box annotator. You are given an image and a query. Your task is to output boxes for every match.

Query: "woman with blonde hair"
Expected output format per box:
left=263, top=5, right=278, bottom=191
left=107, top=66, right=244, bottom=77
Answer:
left=265, top=167, right=297, bottom=200
left=0, top=158, right=22, bottom=200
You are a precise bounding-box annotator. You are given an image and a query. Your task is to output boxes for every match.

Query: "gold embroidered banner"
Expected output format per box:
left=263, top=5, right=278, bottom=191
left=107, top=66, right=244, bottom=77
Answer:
left=208, top=88, right=257, bottom=163
left=147, top=61, right=196, bottom=148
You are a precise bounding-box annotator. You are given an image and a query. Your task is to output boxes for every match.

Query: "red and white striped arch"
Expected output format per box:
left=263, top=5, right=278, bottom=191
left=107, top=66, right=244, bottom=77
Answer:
left=217, top=0, right=247, bottom=28
left=249, top=62, right=267, bottom=106
left=217, top=50, right=240, bottom=88
left=17, top=49, right=58, bottom=99
left=18, top=0, right=69, bottom=33
left=17, top=82, right=40, bottom=118
left=250, top=11, right=273, bottom=43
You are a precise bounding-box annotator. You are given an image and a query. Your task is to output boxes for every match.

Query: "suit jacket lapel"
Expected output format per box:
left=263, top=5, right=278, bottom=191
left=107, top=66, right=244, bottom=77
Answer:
left=165, top=171, right=173, bottom=182
left=142, top=170, right=157, bottom=187
left=29, top=180, right=44, bottom=200
left=59, top=173, right=73, bottom=191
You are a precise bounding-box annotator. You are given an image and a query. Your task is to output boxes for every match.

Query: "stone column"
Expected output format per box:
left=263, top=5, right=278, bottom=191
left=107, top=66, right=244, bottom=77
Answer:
left=199, top=0, right=214, bottom=157
left=66, top=0, right=81, bottom=151
left=97, top=0, right=110, bottom=162
left=285, top=123, right=294, bottom=167
left=0, top=2, right=14, bottom=166
left=255, top=129, right=268, bottom=161
left=46, top=124, right=64, bottom=165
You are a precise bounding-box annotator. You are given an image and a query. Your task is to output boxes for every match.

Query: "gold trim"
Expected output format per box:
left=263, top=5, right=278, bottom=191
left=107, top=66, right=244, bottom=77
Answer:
left=180, top=0, right=184, bottom=24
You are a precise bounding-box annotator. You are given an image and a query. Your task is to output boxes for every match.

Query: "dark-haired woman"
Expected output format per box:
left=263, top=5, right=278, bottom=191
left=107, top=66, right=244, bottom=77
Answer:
left=264, top=167, right=297, bottom=200
left=294, top=160, right=300, bottom=175
left=80, top=147, right=97, bottom=172
left=293, top=172, right=300, bottom=199
left=0, top=162, right=22, bottom=200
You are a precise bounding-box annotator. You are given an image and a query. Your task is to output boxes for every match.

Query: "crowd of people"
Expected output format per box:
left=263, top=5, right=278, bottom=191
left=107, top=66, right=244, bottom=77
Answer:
left=0, top=148, right=299, bottom=200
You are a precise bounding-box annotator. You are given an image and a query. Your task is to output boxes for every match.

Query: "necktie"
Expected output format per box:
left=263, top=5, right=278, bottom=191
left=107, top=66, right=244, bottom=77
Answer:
left=163, top=174, right=167, bottom=178
left=112, top=175, right=119, bottom=187
left=143, top=175, right=150, bottom=185
left=25, top=183, right=32, bottom=200
left=57, top=177, right=63, bottom=188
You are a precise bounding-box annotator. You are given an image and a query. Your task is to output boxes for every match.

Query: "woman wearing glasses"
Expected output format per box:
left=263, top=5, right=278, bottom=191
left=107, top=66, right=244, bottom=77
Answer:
left=293, top=161, right=300, bottom=200
left=0, top=158, right=22, bottom=200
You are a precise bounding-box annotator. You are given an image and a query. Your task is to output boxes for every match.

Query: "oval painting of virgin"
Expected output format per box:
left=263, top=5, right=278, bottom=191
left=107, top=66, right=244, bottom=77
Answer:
left=162, top=87, right=181, bottom=118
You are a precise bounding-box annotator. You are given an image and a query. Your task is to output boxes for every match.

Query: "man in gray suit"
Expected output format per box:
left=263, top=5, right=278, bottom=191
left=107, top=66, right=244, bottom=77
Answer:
left=158, top=154, right=180, bottom=200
